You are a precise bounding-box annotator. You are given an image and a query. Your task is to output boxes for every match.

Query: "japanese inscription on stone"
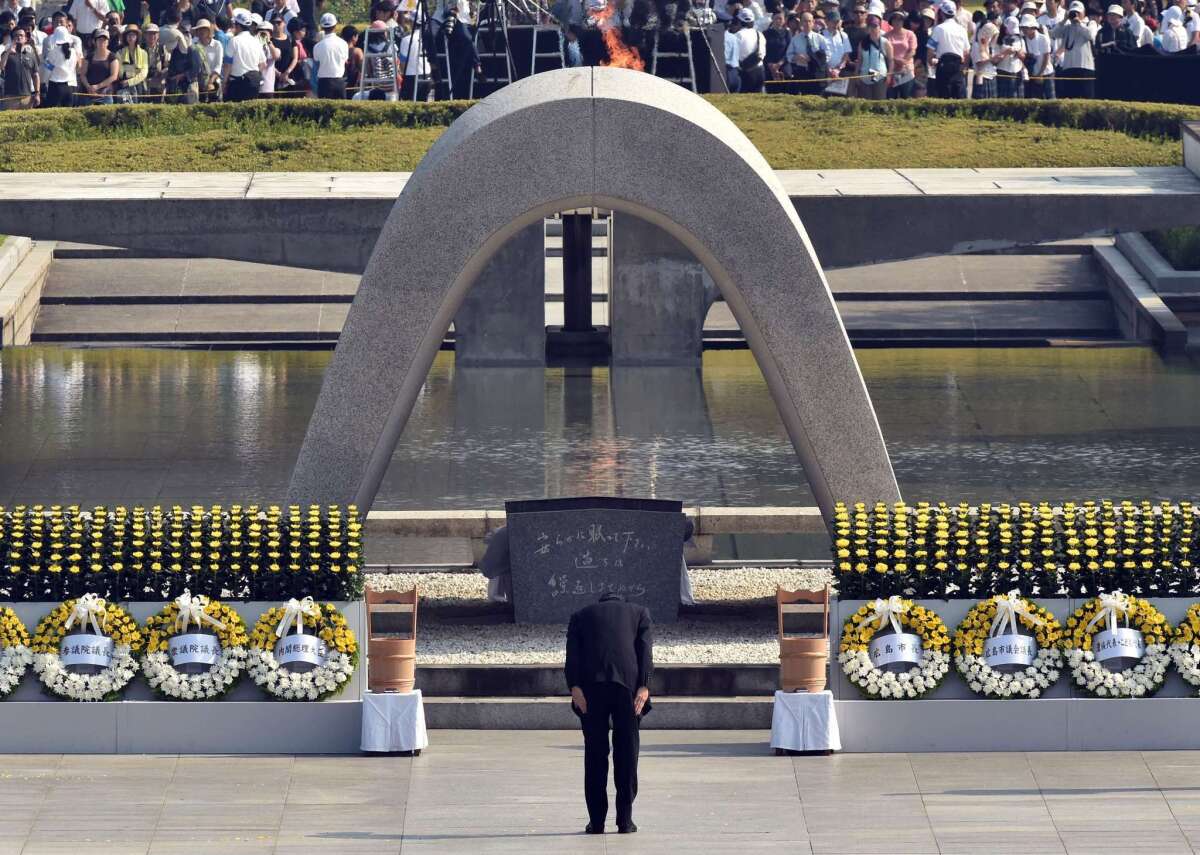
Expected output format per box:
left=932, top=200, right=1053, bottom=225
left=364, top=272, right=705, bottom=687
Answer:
left=505, top=498, right=688, bottom=623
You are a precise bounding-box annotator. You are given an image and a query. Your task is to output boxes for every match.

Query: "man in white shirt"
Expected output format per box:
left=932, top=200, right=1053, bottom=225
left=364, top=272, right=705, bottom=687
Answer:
left=222, top=9, right=264, bottom=101
left=68, top=0, right=108, bottom=41
left=733, top=6, right=765, bottom=91
left=722, top=15, right=741, bottom=91
left=926, top=0, right=968, bottom=98
left=1120, top=0, right=1152, bottom=45
left=312, top=12, right=348, bottom=98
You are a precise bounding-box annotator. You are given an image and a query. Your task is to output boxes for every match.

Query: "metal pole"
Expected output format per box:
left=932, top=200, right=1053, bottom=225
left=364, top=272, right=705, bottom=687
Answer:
left=562, top=213, right=593, bottom=332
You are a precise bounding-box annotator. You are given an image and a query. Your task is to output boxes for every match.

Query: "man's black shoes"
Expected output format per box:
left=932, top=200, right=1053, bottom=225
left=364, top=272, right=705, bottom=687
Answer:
left=585, top=823, right=604, bottom=834
left=617, top=822, right=638, bottom=834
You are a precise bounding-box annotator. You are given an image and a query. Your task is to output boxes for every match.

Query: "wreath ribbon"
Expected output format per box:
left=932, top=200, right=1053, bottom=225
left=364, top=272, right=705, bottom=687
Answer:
left=275, top=597, right=320, bottom=638
left=1085, top=591, right=1133, bottom=636
left=856, top=595, right=907, bottom=635
left=173, top=591, right=227, bottom=634
left=989, top=590, right=1045, bottom=638
left=64, top=594, right=107, bottom=636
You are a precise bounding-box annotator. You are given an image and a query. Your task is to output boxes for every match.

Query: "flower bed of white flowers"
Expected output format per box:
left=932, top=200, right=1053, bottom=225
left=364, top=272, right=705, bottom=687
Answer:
left=839, top=647, right=952, bottom=699
left=33, top=646, right=140, bottom=703
left=248, top=647, right=357, bottom=701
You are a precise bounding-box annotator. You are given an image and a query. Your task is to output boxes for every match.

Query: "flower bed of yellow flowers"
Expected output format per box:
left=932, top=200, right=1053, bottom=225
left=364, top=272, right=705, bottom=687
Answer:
left=838, top=597, right=951, bottom=699
left=30, top=596, right=145, bottom=702
left=247, top=599, right=358, bottom=701
left=953, top=592, right=1064, bottom=699
left=0, top=606, right=32, bottom=699
left=142, top=593, right=251, bottom=701
left=0, top=504, right=363, bottom=603
left=1169, top=603, right=1200, bottom=694
left=834, top=500, right=1200, bottom=600
left=1065, top=592, right=1170, bottom=698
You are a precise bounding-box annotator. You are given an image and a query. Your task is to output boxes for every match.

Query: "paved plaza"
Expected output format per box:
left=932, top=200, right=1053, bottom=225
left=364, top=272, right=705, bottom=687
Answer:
left=3, top=732, right=1200, bottom=854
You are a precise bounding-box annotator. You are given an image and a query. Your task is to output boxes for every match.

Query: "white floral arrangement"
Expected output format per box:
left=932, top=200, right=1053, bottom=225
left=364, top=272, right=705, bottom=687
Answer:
left=1169, top=603, right=1200, bottom=694
left=953, top=591, right=1064, bottom=700
left=1065, top=592, right=1171, bottom=698
left=30, top=595, right=143, bottom=702
left=0, top=606, right=33, bottom=699
left=247, top=597, right=358, bottom=701
left=141, top=592, right=250, bottom=701
left=838, top=596, right=951, bottom=699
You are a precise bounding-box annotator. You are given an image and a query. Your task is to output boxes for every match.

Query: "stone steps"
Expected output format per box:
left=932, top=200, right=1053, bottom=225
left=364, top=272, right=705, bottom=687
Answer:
left=421, top=694, right=774, bottom=729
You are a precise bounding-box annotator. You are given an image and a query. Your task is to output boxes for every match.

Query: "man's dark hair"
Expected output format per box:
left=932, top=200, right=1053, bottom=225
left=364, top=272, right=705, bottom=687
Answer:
left=340, top=23, right=358, bottom=41
left=215, top=12, right=230, bottom=28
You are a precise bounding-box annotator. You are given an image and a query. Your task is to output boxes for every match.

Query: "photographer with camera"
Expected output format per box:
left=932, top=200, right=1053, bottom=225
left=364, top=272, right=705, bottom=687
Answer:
left=1051, top=0, right=1096, bottom=97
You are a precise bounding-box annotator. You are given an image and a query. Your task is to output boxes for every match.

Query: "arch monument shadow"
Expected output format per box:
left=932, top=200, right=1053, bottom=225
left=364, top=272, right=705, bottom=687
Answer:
left=288, top=67, right=901, bottom=524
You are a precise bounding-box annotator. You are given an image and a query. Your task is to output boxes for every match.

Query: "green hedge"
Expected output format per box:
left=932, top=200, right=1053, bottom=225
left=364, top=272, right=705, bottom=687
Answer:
left=833, top=500, right=1200, bottom=599
left=1147, top=227, right=1200, bottom=271
left=0, top=504, right=364, bottom=602
left=2, top=96, right=1195, bottom=146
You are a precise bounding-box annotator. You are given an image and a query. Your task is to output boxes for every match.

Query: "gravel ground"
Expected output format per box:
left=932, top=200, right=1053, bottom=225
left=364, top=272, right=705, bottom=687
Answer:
left=369, top=566, right=832, bottom=606
left=369, top=566, right=832, bottom=664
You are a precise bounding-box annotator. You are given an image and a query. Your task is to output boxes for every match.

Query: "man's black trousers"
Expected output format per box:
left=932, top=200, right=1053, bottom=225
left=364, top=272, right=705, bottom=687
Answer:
left=579, top=681, right=640, bottom=827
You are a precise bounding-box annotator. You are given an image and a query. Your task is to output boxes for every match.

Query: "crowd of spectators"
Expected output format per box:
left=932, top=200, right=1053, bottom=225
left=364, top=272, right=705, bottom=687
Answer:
left=724, top=0, right=1199, bottom=97
left=0, top=0, right=1196, bottom=106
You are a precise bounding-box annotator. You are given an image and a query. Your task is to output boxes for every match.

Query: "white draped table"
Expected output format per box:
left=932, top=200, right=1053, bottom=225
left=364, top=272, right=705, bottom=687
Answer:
left=361, top=690, right=429, bottom=754
left=770, top=690, right=841, bottom=754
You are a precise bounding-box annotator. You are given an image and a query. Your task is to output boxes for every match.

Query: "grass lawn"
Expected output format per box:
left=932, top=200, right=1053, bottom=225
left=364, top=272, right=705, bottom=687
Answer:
left=1, top=95, right=1195, bottom=172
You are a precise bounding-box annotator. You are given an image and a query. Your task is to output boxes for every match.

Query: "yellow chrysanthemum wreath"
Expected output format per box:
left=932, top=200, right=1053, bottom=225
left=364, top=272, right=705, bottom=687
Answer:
left=247, top=598, right=358, bottom=701
left=953, top=592, right=1063, bottom=699
left=1065, top=592, right=1170, bottom=698
left=31, top=595, right=144, bottom=702
left=0, top=606, right=32, bottom=700
left=838, top=596, right=951, bottom=699
left=142, top=592, right=251, bottom=701
left=1169, top=603, right=1200, bottom=695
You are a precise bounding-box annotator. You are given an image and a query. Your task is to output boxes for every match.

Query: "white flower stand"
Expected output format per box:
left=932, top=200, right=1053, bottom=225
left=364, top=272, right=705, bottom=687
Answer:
left=770, top=690, right=841, bottom=754
left=361, top=689, right=429, bottom=754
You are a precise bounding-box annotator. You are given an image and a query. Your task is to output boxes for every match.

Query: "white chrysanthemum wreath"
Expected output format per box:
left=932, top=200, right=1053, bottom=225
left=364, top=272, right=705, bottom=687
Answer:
left=953, top=591, right=1064, bottom=699
left=838, top=595, right=951, bottom=699
left=31, top=594, right=144, bottom=702
left=1065, top=591, right=1171, bottom=698
left=141, top=592, right=250, bottom=701
left=0, top=606, right=32, bottom=699
left=1169, top=603, right=1200, bottom=694
left=248, top=597, right=358, bottom=701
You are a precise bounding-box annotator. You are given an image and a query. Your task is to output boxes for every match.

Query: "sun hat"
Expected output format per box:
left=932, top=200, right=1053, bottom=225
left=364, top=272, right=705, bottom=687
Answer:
left=320, top=11, right=338, bottom=26
left=938, top=0, right=956, bottom=15
left=920, top=6, right=936, bottom=18
left=1068, top=0, right=1085, bottom=12
left=51, top=24, right=72, bottom=42
left=736, top=7, right=755, bottom=22
left=1019, top=13, right=1037, bottom=24
left=92, top=26, right=109, bottom=37
left=192, top=17, right=211, bottom=29
left=232, top=8, right=252, bottom=25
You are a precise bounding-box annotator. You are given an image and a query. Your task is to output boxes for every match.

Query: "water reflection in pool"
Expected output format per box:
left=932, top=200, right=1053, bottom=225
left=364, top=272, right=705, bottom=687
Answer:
left=2, top=346, right=1199, bottom=508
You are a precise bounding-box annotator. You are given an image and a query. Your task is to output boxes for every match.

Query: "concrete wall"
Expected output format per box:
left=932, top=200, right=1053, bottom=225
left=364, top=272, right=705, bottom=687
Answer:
left=609, top=214, right=717, bottom=364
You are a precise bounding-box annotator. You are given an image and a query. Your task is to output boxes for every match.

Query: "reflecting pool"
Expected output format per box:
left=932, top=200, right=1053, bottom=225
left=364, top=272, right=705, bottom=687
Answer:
left=2, top=346, right=1199, bottom=508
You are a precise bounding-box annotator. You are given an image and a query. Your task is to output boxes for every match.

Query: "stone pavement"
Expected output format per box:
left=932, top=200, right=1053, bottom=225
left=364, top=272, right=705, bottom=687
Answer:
left=4, top=732, right=1200, bottom=854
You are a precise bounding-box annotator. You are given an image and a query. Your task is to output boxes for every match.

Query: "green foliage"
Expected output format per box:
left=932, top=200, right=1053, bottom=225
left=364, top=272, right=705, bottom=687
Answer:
left=1146, top=227, right=1200, bottom=271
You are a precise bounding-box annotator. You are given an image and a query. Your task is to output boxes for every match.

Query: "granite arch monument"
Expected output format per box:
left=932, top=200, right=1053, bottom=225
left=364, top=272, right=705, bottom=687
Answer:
left=288, top=67, right=901, bottom=524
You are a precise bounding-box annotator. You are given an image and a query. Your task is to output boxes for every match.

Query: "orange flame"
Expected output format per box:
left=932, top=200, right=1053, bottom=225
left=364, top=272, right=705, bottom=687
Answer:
left=592, top=3, right=645, bottom=71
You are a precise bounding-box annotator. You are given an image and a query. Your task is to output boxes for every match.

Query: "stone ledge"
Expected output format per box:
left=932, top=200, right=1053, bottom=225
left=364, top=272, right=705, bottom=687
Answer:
left=422, top=695, right=774, bottom=729
left=1115, top=231, right=1200, bottom=296
left=1094, top=244, right=1188, bottom=353
left=1185, top=121, right=1200, bottom=178
left=0, top=241, right=53, bottom=348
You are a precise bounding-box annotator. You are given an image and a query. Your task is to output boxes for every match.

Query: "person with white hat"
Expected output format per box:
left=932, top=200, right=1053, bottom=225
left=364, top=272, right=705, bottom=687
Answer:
left=187, top=17, right=222, bottom=100
left=222, top=6, right=264, bottom=100
left=1158, top=4, right=1189, bottom=49
left=926, top=0, right=969, bottom=97
left=992, top=15, right=1024, bottom=96
left=1050, top=0, right=1096, bottom=97
left=1021, top=13, right=1054, bottom=97
left=43, top=24, right=83, bottom=105
left=732, top=6, right=766, bottom=92
left=312, top=11, right=347, bottom=98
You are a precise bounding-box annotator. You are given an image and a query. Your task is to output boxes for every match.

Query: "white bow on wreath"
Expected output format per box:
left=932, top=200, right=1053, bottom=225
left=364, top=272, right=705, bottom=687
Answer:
left=1085, top=591, right=1133, bottom=635
left=856, top=595, right=908, bottom=635
left=989, top=590, right=1045, bottom=638
left=275, top=596, right=320, bottom=638
left=64, top=593, right=108, bottom=635
left=173, top=590, right=226, bottom=634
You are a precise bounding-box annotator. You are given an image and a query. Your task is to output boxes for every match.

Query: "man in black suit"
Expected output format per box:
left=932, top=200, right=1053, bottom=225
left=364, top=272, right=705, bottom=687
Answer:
left=565, top=592, right=653, bottom=835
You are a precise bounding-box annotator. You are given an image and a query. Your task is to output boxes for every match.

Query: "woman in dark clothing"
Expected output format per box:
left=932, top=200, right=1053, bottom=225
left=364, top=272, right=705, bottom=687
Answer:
left=82, top=27, right=120, bottom=104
